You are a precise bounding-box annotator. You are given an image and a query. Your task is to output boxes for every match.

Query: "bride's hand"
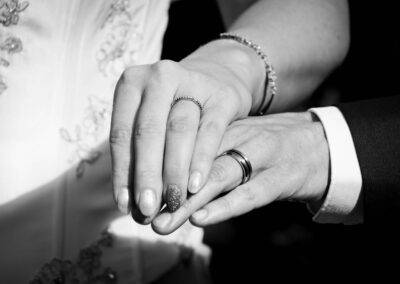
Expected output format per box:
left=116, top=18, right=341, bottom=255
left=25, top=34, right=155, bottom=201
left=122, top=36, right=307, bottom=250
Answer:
left=151, top=112, right=330, bottom=234
left=110, top=42, right=265, bottom=224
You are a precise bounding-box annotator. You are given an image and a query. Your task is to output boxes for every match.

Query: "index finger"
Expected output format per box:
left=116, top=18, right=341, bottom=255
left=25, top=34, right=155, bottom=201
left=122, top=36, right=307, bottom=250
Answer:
left=110, top=68, right=143, bottom=214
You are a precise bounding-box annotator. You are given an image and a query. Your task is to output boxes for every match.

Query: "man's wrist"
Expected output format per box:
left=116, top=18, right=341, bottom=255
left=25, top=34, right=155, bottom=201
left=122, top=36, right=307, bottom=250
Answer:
left=309, top=112, right=331, bottom=206
left=309, top=107, right=363, bottom=224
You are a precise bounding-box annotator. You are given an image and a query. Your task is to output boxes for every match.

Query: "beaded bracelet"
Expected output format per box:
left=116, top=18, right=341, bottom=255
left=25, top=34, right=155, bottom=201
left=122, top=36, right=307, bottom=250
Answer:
left=220, top=32, right=277, bottom=115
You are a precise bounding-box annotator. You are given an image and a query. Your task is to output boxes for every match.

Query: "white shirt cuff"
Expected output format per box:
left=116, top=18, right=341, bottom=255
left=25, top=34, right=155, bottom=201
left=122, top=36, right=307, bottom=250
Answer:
left=309, top=106, right=363, bottom=225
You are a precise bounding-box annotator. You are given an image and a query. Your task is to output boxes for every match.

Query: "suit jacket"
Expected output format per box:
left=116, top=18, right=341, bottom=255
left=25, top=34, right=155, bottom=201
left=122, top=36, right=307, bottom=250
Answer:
left=333, top=1, right=400, bottom=225
left=338, top=96, right=400, bottom=224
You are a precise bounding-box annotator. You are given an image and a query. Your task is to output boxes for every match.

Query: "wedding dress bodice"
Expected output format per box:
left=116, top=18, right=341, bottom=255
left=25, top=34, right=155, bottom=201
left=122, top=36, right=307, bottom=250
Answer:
left=0, top=1, right=209, bottom=283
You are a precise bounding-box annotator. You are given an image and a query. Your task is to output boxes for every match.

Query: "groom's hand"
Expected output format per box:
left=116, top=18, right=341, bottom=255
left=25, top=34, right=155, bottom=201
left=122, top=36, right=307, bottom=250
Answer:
left=151, top=112, right=330, bottom=234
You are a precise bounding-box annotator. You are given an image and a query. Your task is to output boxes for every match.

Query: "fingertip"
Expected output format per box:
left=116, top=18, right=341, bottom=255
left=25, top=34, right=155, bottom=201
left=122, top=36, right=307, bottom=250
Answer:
left=188, top=171, right=202, bottom=194
left=131, top=206, right=153, bottom=225
left=191, top=208, right=208, bottom=224
left=166, top=184, right=183, bottom=212
left=138, top=189, right=157, bottom=217
left=116, top=187, right=130, bottom=214
left=152, top=213, right=171, bottom=231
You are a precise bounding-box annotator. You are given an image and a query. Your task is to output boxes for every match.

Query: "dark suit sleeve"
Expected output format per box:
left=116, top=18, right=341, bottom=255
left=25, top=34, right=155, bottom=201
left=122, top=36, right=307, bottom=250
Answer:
left=337, top=95, right=400, bottom=224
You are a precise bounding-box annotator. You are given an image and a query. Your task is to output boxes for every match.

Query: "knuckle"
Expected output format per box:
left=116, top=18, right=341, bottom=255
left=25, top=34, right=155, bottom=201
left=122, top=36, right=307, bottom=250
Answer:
left=119, top=68, right=135, bottom=85
left=219, top=196, right=233, bottom=215
left=135, top=118, right=163, bottom=139
left=200, top=120, right=223, bottom=135
left=165, top=163, right=185, bottom=179
left=240, top=187, right=257, bottom=205
left=114, top=67, right=146, bottom=102
left=137, top=168, right=158, bottom=181
left=148, top=60, right=178, bottom=84
left=109, top=125, right=131, bottom=145
left=120, top=66, right=146, bottom=85
left=167, top=115, right=197, bottom=134
left=194, top=150, right=213, bottom=165
left=208, top=162, right=227, bottom=183
left=151, top=59, right=177, bottom=73
left=180, top=198, right=194, bottom=211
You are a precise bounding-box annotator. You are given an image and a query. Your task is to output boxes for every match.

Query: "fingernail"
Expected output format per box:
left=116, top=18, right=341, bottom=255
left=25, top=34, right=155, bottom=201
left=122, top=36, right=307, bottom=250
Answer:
left=188, top=171, right=202, bottom=194
left=139, top=189, right=156, bottom=217
left=192, top=209, right=208, bottom=221
left=166, top=184, right=182, bottom=212
left=153, top=213, right=172, bottom=228
left=117, top=187, right=130, bottom=214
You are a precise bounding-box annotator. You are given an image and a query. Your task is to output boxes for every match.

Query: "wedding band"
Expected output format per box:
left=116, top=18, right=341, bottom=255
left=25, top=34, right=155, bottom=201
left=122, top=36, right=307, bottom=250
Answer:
left=171, top=96, right=204, bottom=112
left=218, top=149, right=252, bottom=185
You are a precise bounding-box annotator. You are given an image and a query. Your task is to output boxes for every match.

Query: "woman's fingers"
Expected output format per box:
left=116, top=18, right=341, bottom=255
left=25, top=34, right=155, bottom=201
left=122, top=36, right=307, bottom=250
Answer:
left=111, top=61, right=181, bottom=223
left=163, top=99, right=201, bottom=212
left=132, top=83, right=177, bottom=222
left=163, top=75, right=238, bottom=207
left=110, top=69, right=143, bottom=214
left=152, top=154, right=243, bottom=235
left=111, top=60, right=249, bottom=222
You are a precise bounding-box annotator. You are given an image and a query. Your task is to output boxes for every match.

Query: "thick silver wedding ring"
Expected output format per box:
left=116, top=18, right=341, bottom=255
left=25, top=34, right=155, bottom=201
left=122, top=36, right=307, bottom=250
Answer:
left=218, top=149, right=252, bottom=185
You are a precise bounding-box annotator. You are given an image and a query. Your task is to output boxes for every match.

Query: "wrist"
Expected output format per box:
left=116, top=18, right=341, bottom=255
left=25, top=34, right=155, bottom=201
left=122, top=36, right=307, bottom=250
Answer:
left=307, top=112, right=331, bottom=207
left=181, top=39, right=266, bottom=116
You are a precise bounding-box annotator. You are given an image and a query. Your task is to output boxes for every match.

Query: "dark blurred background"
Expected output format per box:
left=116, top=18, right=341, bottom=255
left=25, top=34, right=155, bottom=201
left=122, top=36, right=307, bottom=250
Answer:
left=161, top=1, right=400, bottom=282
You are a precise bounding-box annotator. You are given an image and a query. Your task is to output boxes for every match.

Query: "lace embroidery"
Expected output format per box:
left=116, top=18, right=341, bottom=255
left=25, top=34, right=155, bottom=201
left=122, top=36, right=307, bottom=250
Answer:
left=60, top=96, right=112, bottom=178
left=0, top=0, right=29, bottom=27
left=0, top=35, right=24, bottom=95
left=97, top=0, right=144, bottom=77
left=30, top=231, right=118, bottom=284
left=60, top=0, right=144, bottom=177
left=0, top=0, right=28, bottom=95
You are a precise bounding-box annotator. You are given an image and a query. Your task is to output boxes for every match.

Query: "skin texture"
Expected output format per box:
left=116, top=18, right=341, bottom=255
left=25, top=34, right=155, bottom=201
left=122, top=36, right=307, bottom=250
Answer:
left=110, top=0, right=349, bottom=224
left=151, top=112, right=330, bottom=234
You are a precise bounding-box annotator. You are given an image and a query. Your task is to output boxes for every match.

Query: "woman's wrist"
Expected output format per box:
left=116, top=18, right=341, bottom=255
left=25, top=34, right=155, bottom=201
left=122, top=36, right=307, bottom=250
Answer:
left=180, top=39, right=267, bottom=116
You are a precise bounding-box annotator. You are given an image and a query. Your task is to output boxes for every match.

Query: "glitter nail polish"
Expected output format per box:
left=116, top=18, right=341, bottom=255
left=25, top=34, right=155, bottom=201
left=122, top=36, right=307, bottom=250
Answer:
left=166, top=184, right=181, bottom=212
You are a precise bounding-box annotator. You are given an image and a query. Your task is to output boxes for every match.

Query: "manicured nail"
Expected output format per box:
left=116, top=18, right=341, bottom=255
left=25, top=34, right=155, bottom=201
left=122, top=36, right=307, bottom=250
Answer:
left=139, top=189, right=156, bottom=217
left=192, top=209, right=208, bottom=221
left=166, top=184, right=182, bottom=212
left=116, top=187, right=130, bottom=214
left=188, top=171, right=202, bottom=194
left=153, top=213, right=172, bottom=228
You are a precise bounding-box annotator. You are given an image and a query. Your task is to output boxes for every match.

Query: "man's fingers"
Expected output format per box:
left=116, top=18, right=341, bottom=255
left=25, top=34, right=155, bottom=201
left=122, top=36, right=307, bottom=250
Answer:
left=190, top=180, right=264, bottom=226
left=190, top=170, right=283, bottom=226
left=152, top=154, right=243, bottom=235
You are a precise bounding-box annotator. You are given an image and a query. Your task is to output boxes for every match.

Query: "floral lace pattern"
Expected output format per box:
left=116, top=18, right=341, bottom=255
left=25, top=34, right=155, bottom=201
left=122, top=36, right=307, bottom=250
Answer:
left=61, top=0, right=145, bottom=177
left=97, top=0, right=144, bottom=77
left=60, top=96, right=112, bottom=178
left=0, top=0, right=28, bottom=95
left=0, top=0, right=29, bottom=27
left=30, top=231, right=118, bottom=284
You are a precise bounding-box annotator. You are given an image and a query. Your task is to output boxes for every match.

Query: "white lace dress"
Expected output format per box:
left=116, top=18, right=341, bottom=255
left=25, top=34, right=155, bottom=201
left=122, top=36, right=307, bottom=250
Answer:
left=0, top=1, right=210, bottom=283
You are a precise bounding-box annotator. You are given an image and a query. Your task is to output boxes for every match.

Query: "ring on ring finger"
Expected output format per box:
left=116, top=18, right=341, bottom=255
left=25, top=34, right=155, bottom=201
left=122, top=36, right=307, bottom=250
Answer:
left=217, top=149, right=252, bottom=184
left=171, top=96, right=204, bottom=113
